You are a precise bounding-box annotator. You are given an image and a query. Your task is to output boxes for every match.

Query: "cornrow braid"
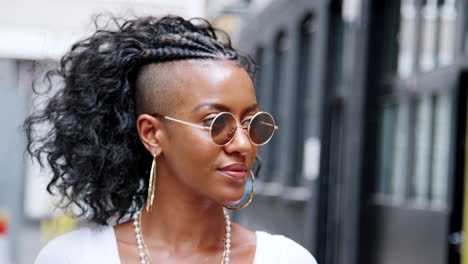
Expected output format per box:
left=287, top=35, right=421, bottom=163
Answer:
left=134, top=19, right=241, bottom=69
left=24, top=15, right=256, bottom=225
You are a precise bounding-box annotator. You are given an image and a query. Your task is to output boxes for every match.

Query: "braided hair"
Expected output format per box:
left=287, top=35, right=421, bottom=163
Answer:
left=24, top=15, right=256, bottom=225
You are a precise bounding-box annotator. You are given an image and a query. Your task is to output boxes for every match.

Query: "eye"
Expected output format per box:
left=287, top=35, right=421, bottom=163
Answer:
left=202, top=118, right=214, bottom=126
left=201, top=114, right=218, bottom=126
left=241, top=115, right=254, bottom=127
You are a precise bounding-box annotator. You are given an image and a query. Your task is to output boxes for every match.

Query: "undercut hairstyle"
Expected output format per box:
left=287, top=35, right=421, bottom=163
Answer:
left=135, top=61, right=188, bottom=116
left=24, top=15, right=256, bottom=225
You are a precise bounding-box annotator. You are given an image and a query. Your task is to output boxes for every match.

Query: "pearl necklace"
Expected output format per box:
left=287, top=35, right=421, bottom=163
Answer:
left=132, top=209, right=232, bottom=264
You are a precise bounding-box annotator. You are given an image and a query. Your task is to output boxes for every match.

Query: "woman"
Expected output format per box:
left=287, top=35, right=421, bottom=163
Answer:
left=26, top=15, right=316, bottom=263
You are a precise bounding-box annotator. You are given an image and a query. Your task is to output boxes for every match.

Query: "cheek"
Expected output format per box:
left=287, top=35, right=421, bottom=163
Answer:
left=166, top=128, right=219, bottom=170
left=248, top=147, right=257, bottom=168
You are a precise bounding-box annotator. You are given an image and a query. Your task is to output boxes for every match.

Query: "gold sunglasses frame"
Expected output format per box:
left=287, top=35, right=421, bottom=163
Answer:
left=150, top=111, right=278, bottom=146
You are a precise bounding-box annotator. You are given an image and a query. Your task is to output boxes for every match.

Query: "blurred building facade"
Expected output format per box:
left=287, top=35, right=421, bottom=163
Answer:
left=229, top=0, right=467, bottom=264
left=1, top=0, right=468, bottom=264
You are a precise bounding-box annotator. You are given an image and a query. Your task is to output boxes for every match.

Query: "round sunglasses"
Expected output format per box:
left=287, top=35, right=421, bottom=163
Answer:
left=150, top=111, right=278, bottom=146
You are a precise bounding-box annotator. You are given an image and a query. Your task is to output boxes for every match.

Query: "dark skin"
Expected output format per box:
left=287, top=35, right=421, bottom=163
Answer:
left=114, top=60, right=258, bottom=263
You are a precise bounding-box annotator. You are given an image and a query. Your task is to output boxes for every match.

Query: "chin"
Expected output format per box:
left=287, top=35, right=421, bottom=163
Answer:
left=225, top=192, right=248, bottom=206
left=224, top=197, right=242, bottom=205
left=214, top=180, right=247, bottom=205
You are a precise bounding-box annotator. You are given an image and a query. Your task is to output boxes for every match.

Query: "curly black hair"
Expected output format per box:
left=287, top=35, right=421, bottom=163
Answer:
left=24, top=15, right=256, bottom=225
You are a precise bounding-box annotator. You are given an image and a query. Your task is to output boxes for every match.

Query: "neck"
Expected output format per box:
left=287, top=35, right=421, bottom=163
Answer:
left=139, top=167, right=227, bottom=253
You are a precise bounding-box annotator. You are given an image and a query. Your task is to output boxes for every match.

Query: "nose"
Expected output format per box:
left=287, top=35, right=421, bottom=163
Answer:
left=224, top=127, right=253, bottom=155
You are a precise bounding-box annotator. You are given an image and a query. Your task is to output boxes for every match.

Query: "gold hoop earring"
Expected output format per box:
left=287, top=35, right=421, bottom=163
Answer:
left=146, top=154, right=157, bottom=212
left=224, top=170, right=256, bottom=210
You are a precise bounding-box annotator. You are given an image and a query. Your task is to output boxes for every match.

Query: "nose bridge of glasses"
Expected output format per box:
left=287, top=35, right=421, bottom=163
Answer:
left=231, top=122, right=252, bottom=144
left=227, top=124, right=252, bottom=148
left=221, top=113, right=248, bottom=133
left=229, top=114, right=260, bottom=144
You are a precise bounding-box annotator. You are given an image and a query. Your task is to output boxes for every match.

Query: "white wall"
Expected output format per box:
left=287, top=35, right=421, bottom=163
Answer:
left=0, top=0, right=206, bottom=60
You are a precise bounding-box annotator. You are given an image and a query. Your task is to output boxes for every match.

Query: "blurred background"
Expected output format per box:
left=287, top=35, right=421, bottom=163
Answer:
left=0, top=0, right=466, bottom=263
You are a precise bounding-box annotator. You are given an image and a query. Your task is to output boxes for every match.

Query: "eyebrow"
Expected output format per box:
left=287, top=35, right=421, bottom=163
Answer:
left=192, top=103, right=259, bottom=116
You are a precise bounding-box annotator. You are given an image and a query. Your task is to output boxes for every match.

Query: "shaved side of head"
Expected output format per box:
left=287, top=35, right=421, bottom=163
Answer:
left=135, top=59, right=243, bottom=117
left=135, top=61, right=187, bottom=116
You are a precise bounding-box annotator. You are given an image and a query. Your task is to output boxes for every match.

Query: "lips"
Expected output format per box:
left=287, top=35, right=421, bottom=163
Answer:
left=217, top=163, right=248, bottom=180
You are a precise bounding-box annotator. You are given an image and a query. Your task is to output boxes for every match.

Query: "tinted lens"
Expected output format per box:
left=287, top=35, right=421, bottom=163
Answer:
left=210, top=113, right=237, bottom=145
left=249, top=112, right=275, bottom=145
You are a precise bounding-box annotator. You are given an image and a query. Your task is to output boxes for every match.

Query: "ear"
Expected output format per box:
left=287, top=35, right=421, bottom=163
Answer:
left=136, top=114, right=164, bottom=157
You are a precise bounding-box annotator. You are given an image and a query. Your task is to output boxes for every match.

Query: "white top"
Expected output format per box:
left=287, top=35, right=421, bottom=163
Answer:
left=34, top=226, right=317, bottom=264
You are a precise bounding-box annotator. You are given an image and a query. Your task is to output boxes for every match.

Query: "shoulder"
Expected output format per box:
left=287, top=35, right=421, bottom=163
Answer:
left=255, top=231, right=317, bottom=264
left=34, top=226, right=117, bottom=264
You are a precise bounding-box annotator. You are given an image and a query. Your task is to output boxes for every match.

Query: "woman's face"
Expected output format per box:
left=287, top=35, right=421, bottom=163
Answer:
left=157, top=60, right=258, bottom=206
